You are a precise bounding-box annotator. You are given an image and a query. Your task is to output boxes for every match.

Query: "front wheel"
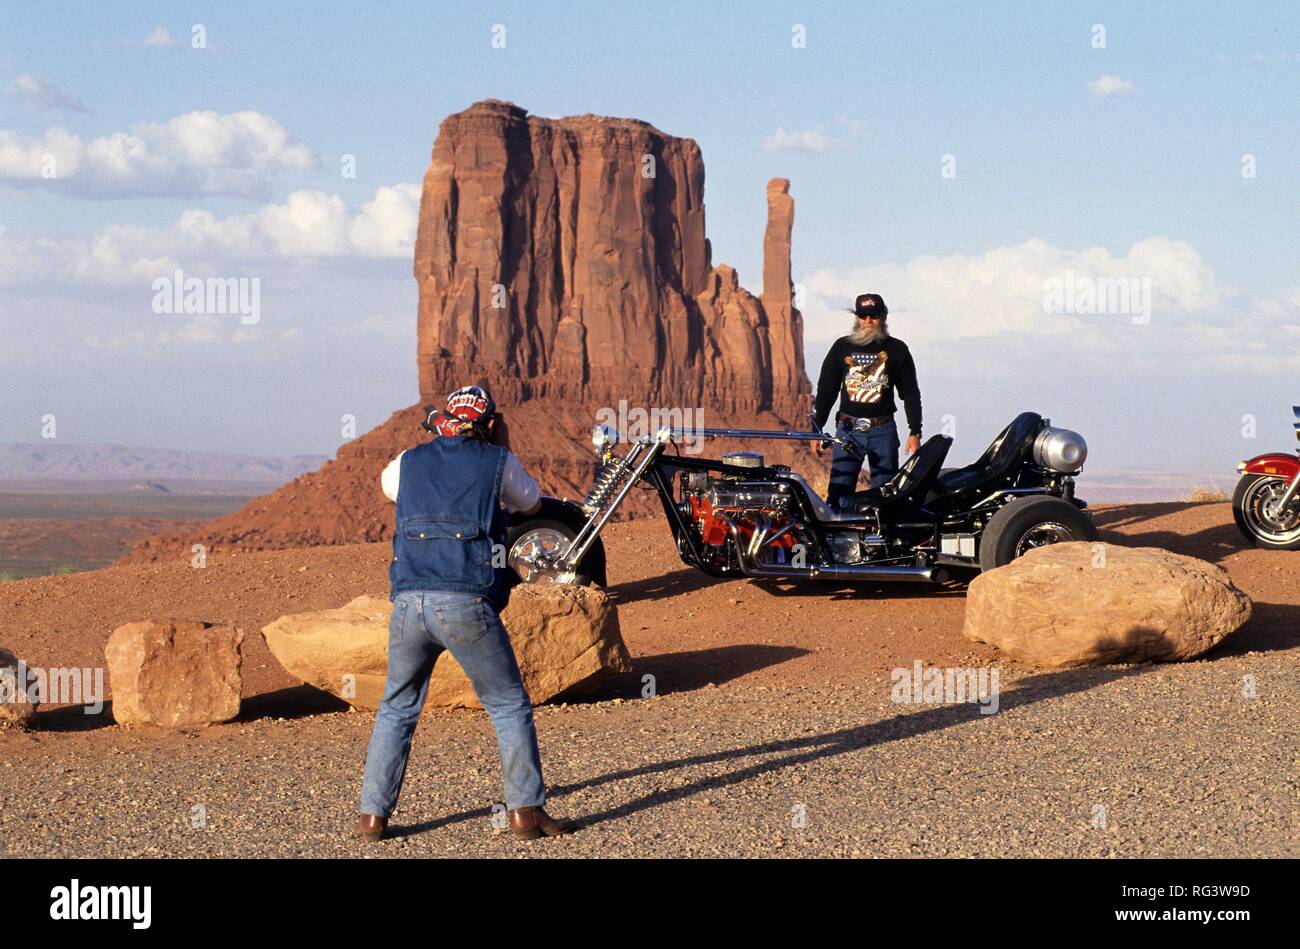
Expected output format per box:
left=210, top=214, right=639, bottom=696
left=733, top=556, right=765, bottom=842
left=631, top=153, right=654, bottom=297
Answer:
left=1232, top=474, right=1300, bottom=550
left=978, top=495, right=1098, bottom=571
left=505, top=518, right=608, bottom=586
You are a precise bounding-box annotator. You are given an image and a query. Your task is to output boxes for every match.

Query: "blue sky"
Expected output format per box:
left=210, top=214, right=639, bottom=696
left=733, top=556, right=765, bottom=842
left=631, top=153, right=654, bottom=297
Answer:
left=2, top=1, right=1298, bottom=476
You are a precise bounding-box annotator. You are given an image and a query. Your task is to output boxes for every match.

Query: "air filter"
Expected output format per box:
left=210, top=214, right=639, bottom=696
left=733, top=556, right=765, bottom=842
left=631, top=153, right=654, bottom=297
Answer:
left=722, top=451, right=764, bottom=468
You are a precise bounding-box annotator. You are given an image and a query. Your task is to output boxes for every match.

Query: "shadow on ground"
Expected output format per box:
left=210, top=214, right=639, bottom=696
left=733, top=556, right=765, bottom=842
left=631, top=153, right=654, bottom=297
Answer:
left=1093, top=502, right=1246, bottom=563
left=554, top=643, right=809, bottom=704
left=605, top=565, right=973, bottom=604
left=603, top=567, right=718, bottom=604
left=29, top=702, right=116, bottom=732
left=750, top=576, right=971, bottom=601
left=239, top=684, right=350, bottom=721
left=1209, top=601, right=1300, bottom=656
left=387, top=663, right=1150, bottom=839
left=28, top=684, right=350, bottom=732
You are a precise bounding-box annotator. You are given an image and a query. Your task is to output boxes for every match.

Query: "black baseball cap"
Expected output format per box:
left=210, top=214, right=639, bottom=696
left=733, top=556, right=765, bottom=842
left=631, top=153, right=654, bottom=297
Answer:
left=851, top=293, right=888, bottom=318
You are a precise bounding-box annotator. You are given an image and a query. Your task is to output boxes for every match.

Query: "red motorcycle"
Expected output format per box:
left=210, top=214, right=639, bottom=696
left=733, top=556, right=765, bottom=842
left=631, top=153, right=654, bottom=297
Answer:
left=1233, top=405, right=1300, bottom=550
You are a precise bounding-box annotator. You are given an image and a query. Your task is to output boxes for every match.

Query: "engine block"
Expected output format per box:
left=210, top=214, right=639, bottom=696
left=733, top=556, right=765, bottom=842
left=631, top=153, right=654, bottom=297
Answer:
left=703, top=479, right=792, bottom=513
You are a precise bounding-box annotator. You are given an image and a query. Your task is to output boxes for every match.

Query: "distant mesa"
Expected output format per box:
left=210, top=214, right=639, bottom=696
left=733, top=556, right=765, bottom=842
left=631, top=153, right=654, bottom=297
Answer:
left=0, top=442, right=327, bottom=483
left=122, top=99, right=814, bottom=563
left=128, top=481, right=171, bottom=493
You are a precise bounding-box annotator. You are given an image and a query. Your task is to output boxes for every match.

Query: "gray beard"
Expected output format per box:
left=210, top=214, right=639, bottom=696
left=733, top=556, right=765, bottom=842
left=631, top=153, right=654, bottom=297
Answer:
left=848, top=320, right=889, bottom=346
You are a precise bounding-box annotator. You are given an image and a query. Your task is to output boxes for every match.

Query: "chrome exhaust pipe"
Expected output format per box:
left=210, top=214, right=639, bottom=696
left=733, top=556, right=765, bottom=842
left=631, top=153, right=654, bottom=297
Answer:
left=805, top=563, right=946, bottom=583
left=720, top=515, right=946, bottom=584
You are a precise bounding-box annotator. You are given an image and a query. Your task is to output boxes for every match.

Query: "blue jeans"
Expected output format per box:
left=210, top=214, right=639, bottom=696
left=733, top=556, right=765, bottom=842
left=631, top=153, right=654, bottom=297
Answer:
left=360, top=590, right=546, bottom=817
left=826, top=417, right=900, bottom=511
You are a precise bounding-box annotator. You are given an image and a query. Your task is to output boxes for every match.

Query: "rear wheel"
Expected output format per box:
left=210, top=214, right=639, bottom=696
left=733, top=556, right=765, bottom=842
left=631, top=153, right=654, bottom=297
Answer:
left=505, top=518, right=607, bottom=586
left=1233, top=474, right=1300, bottom=550
left=978, top=495, right=1098, bottom=570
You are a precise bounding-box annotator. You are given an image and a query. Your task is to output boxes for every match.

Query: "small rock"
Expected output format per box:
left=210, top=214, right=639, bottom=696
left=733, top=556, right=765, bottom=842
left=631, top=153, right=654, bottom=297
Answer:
left=0, top=647, right=38, bottom=728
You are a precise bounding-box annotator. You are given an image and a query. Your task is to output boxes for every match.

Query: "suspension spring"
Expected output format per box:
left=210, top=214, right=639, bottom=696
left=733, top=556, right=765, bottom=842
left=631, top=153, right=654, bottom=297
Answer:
left=582, top=457, right=633, bottom=516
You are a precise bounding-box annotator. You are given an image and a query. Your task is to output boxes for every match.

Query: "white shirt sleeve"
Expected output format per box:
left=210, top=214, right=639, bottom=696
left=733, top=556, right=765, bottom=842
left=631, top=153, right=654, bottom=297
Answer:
left=380, top=447, right=540, bottom=512
left=501, top=450, right=542, bottom=513
left=381, top=451, right=404, bottom=502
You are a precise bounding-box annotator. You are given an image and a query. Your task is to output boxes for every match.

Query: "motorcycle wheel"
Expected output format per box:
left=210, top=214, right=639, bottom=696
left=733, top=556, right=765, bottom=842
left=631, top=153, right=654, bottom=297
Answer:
left=505, top=518, right=607, bottom=586
left=978, top=495, right=1098, bottom=571
left=1232, top=474, right=1300, bottom=550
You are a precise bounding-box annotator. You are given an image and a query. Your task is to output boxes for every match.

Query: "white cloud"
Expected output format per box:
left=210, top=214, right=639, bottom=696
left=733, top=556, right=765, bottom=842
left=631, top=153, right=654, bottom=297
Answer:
left=0, top=110, right=314, bottom=197
left=796, top=237, right=1300, bottom=378
left=347, top=183, right=423, bottom=257
left=5, top=74, right=88, bottom=113
left=801, top=237, right=1224, bottom=349
left=1087, top=74, right=1138, bottom=96
left=0, top=183, right=421, bottom=286
left=763, top=127, right=841, bottom=153
left=144, top=27, right=176, bottom=48
left=256, top=191, right=352, bottom=256
left=835, top=114, right=868, bottom=137
left=0, top=127, right=83, bottom=178
left=796, top=241, right=1300, bottom=481
left=1255, top=285, right=1300, bottom=315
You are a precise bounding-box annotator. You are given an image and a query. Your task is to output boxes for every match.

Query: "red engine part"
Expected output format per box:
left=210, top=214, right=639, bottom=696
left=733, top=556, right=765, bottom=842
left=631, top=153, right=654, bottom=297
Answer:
left=687, top=494, right=797, bottom=549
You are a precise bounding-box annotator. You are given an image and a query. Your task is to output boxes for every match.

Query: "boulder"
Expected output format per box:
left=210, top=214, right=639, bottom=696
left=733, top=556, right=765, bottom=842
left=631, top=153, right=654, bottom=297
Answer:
left=105, top=621, right=243, bottom=726
left=261, top=595, right=392, bottom=708
left=427, top=584, right=632, bottom=708
left=0, top=646, right=38, bottom=728
left=261, top=585, right=632, bottom=710
left=963, top=542, right=1252, bottom=668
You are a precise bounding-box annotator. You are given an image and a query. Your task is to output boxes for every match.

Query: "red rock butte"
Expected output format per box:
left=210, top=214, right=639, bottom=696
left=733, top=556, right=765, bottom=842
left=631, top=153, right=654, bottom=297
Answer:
left=123, top=100, right=815, bottom=561
left=417, top=99, right=808, bottom=418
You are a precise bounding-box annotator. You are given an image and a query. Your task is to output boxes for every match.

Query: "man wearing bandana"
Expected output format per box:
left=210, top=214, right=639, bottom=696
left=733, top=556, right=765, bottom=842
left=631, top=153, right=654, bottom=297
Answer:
left=354, top=385, right=577, bottom=843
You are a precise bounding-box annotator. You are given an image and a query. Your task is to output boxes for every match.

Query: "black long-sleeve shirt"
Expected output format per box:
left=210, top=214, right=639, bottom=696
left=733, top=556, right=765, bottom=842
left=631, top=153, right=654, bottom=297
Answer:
left=814, top=335, right=922, bottom=435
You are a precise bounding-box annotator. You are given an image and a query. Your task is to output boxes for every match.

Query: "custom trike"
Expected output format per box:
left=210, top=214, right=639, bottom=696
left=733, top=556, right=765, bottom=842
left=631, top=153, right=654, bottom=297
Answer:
left=506, top=409, right=1098, bottom=587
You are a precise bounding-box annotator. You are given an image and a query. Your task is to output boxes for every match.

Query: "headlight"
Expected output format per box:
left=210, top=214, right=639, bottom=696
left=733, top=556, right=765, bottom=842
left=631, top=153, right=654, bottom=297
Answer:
left=1033, top=427, right=1088, bottom=472
left=591, top=423, right=618, bottom=453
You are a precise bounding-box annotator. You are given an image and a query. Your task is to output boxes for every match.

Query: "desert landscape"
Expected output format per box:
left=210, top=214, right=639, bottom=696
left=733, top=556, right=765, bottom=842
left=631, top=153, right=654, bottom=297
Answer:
left=3, top=101, right=1296, bottom=860
left=3, top=5, right=1297, bottom=884
left=0, top=500, right=1295, bottom=857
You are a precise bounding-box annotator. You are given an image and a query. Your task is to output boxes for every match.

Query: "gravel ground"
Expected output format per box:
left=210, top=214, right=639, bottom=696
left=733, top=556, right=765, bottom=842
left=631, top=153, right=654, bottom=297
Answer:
left=3, top=647, right=1294, bottom=858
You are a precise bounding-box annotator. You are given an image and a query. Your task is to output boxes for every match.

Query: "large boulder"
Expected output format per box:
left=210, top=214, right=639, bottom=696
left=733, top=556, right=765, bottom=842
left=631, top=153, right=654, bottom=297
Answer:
left=963, top=542, right=1252, bottom=668
left=261, top=595, right=392, bottom=708
left=427, top=585, right=632, bottom=708
left=261, top=585, right=632, bottom=710
left=0, top=647, right=38, bottom=728
left=105, top=621, right=244, bottom=726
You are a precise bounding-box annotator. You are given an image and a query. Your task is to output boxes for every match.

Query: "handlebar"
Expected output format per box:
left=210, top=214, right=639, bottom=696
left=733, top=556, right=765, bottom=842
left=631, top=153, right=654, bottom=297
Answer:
left=658, top=421, right=865, bottom=461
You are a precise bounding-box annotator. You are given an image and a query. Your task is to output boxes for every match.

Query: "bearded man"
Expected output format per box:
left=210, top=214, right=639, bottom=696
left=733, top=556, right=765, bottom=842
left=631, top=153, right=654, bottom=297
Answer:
left=812, top=293, right=923, bottom=511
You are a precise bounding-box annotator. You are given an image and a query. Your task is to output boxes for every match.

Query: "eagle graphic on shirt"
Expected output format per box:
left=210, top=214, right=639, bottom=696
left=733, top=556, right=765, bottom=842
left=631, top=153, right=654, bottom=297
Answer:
left=843, top=351, right=889, bottom=405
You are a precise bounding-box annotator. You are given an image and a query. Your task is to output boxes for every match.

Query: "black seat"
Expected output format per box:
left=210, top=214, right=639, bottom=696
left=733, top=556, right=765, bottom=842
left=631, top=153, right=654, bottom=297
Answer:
left=841, top=434, right=953, bottom=513
left=932, top=412, right=1043, bottom=499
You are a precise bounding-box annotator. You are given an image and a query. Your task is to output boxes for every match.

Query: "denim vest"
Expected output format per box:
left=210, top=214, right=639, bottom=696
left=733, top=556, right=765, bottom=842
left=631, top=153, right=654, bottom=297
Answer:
left=388, top=436, right=516, bottom=610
